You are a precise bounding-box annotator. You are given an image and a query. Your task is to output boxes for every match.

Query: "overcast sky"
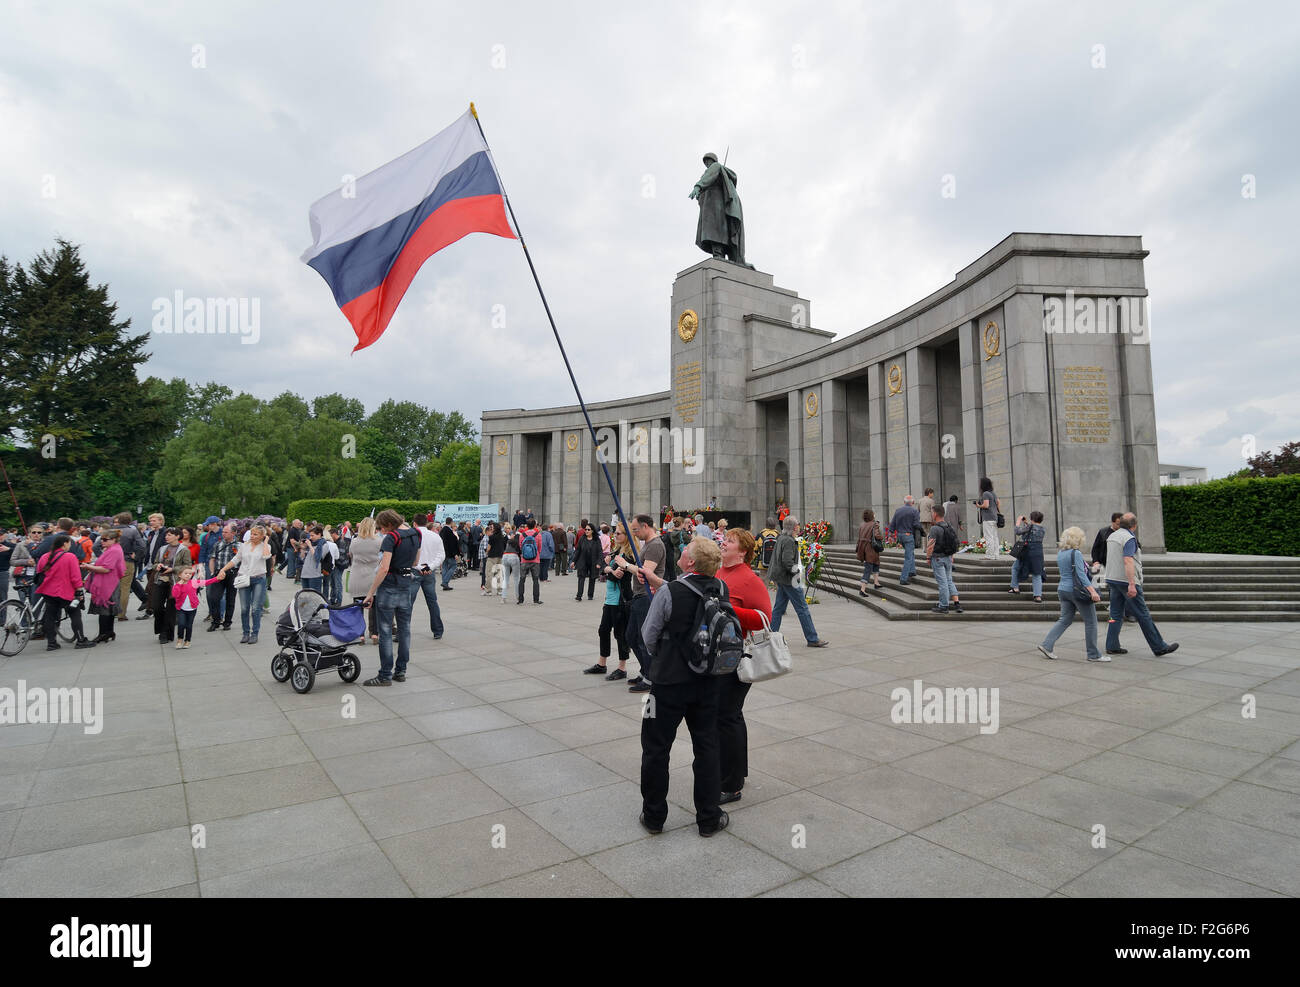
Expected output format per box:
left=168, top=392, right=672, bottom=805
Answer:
left=3, top=1, right=1296, bottom=478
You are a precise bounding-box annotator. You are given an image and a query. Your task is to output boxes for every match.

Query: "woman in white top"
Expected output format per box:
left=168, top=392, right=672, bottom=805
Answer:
left=218, top=523, right=272, bottom=644
left=347, top=517, right=384, bottom=644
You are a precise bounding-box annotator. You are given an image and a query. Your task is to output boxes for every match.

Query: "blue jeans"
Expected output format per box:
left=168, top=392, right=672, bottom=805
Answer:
left=1043, top=589, right=1100, bottom=659
left=376, top=580, right=417, bottom=679
left=501, top=554, right=519, bottom=601
left=330, top=567, right=344, bottom=605
left=238, top=577, right=267, bottom=636
left=416, top=570, right=444, bottom=636
left=539, top=556, right=551, bottom=581
left=1105, top=581, right=1169, bottom=653
left=300, top=576, right=322, bottom=595
left=1010, top=558, right=1043, bottom=596
left=931, top=555, right=957, bottom=607
left=771, top=582, right=820, bottom=644
left=899, top=534, right=916, bottom=583
left=440, top=557, right=457, bottom=588
left=285, top=552, right=298, bottom=579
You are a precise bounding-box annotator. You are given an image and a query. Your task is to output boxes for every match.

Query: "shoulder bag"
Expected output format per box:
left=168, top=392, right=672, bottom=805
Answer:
left=1071, top=550, right=1096, bottom=604
left=738, top=610, right=792, bottom=683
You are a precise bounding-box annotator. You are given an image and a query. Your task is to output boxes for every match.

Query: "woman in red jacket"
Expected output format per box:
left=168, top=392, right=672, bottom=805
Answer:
left=717, top=528, right=773, bottom=805
left=35, top=533, right=92, bottom=651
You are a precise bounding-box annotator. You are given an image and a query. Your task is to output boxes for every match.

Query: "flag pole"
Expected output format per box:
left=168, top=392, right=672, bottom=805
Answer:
left=0, top=455, right=27, bottom=534
left=469, top=103, right=647, bottom=572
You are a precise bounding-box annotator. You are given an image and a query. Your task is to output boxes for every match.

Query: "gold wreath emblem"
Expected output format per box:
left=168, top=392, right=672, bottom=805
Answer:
left=677, top=309, right=699, bottom=343
left=565, top=433, right=578, bottom=452
left=632, top=426, right=649, bottom=447
left=494, top=438, right=508, bottom=456
left=805, top=392, right=819, bottom=417
left=983, top=320, right=1000, bottom=361
left=887, top=363, right=903, bottom=395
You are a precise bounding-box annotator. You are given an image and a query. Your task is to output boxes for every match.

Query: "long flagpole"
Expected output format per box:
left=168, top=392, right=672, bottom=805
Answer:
left=469, top=103, right=647, bottom=574
left=0, top=456, right=27, bottom=534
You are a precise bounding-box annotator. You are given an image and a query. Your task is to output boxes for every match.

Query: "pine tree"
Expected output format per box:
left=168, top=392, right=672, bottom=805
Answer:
left=0, top=239, right=166, bottom=520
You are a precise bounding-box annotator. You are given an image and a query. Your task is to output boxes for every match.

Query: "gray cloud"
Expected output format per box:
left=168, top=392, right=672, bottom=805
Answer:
left=2, top=0, right=1296, bottom=479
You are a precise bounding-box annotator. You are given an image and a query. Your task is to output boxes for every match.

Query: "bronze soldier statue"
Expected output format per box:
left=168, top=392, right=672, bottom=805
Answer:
left=689, top=152, right=750, bottom=267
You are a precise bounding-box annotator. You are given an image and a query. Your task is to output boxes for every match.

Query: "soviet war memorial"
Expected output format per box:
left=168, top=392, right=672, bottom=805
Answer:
left=0, top=1, right=1297, bottom=960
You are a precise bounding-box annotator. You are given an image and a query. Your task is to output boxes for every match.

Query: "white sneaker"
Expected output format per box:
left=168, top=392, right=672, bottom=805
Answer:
left=1087, top=654, right=1112, bottom=662
left=1036, top=645, right=1057, bottom=661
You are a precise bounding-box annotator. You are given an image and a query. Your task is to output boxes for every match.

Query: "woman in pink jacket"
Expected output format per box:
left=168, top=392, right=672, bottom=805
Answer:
left=84, top=528, right=126, bottom=644
left=35, top=533, right=90, bottom=651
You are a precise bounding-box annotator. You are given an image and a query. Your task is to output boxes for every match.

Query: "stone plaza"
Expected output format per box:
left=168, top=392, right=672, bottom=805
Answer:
left=1, top=583, right=1297, bottom=897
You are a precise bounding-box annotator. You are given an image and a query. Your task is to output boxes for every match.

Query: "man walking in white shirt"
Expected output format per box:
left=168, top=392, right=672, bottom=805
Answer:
left=416, top=517, right=446, bottom=639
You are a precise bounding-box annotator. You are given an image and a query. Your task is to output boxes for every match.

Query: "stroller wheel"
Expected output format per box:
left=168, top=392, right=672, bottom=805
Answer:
left=339, top=652, right=361, bottom=683
left=290, top=662, right=316, bottom=694
left=270, top=653, right=292, bottom=683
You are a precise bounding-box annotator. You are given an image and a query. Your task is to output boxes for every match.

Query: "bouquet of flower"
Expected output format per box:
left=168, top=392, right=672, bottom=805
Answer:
left=804, top=519, right=833, bottom=544
left=799, top=537, right=826, bottom=586
left=882, top=526, right=900, bottom=549
left=965, top=537, right=1012, bottom=555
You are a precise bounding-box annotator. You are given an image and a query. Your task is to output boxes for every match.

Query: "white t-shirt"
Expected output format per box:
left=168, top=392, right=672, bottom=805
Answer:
left=235, top=541, right=271, bottom=575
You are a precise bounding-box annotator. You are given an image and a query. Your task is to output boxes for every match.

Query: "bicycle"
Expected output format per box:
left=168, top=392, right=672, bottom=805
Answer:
left=0, top=587, right=77, bottom=657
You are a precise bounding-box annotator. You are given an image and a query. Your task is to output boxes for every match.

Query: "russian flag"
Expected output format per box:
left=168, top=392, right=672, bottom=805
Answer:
left=301, top=108, right=516, bottom=352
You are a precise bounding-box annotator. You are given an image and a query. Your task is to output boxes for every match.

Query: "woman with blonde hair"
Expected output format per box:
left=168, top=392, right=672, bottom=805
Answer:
left=1037, top=526, right=1104, bottom=662
left=348, top=516, right=384, bottom=644
left=583, top=521, right=640, bottom=680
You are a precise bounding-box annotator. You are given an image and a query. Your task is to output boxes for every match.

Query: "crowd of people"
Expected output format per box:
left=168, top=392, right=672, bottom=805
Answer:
left=0, top=496, right=1177, bottom=839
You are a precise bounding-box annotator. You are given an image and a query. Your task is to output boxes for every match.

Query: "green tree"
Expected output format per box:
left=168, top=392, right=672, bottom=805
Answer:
left=312, top=393, right=366, bottom=425
left=416, top=441, right=481, bottom=501
left=357, top=428, right=406, bottom=499
left=156, top=394, right=371, bottom=519
left=0, top=240, right=167, bottom=520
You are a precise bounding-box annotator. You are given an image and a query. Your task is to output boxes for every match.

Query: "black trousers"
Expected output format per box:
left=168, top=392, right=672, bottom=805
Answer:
left=641, top=677, right=722, bottom=831
left=151, top=582, right=175, bottom=639
left=598, top=603, right=629, bottom=661
left=717, top=674, right=752, bottom=793
left=207, top=577, right=236, bottom=627
left=626, top=594, right=652, bottom=680
left=575, top=571, right=597, bottom=600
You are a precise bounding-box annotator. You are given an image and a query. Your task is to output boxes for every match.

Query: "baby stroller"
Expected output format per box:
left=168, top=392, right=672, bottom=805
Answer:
left=270, top=589, right=365, bottom=694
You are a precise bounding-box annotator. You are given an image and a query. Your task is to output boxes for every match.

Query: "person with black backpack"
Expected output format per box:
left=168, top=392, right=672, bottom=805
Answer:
left=927, top=503, right=963, bottom=614
left=636, top=535, right=736, bottom=838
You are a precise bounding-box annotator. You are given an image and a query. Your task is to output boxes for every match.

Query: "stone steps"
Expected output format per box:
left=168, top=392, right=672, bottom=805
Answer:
left=806, top=547, right=1300, bottom=622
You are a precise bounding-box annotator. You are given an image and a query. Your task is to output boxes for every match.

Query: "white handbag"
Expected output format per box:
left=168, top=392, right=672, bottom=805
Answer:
left=738, top=611, right=793, bottom=683
left=233, top=569, right=251, bottom=589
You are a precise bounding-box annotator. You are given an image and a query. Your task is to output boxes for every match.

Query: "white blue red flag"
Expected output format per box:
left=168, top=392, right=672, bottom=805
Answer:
left=301, top=108, right=516, bottom=352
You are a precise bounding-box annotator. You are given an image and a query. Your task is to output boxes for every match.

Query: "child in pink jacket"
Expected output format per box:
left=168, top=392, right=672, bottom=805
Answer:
left=172, top=565, right=222, bottom=649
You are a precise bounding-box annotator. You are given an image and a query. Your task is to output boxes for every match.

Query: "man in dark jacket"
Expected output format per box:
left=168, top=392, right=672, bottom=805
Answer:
left=889, top=496, right=924, bottom=585
left=438, top=518, right=461, bottom=590
left=1091, top=513, right=1123, bottom=567
left=637, top=535, right=728, bottom=838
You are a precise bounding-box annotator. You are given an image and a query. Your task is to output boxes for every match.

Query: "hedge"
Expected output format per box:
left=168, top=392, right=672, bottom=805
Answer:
left=1161, top=475, right=1300, bottom=555
left=285, top=499, right=453, bottom=527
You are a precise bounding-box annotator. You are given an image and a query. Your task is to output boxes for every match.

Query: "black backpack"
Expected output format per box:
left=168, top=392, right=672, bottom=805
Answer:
left=934, top=523, right=958, bottom=556
left=319, top=543, right=335, bottom=574
left=761, top=532, right=777, bottom=566
left=677, top=578, right=745, bottom=676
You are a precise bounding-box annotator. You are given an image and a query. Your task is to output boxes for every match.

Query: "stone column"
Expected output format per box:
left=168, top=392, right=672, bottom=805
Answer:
left=1118, top=302, right=1164, bottom=551
left=906, top=347, right=941, bottom=509
left=509, top=432, right=524, bottom=518
left=866, top=363, right=888, bottom=524
left=580, top=431, right=594, bottom=520
left=958, top=320, right=983, bottom=540
left=786, top=390, right=804, bottom=518
left=822, top=378, right=849, bottom=538
left=548, top=429, right=563, bottom=522
left=1005, top=293, right=1056, bottom=537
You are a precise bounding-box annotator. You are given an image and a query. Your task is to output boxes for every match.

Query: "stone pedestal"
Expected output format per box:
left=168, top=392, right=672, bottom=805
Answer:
left=667, top=259, right=827, bottom=518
